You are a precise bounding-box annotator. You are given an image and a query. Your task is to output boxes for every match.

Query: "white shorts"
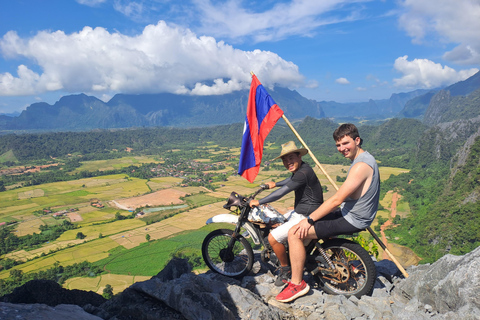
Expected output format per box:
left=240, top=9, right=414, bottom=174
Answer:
left=270, top=210, right=308, bottom=244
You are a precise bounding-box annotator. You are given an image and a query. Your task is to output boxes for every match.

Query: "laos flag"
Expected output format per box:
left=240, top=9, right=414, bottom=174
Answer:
left=238, top=74, right=284, bottom=183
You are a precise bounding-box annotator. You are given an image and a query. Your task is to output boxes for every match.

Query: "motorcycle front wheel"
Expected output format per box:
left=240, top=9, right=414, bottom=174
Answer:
left=201, top=228, right=254, bottom=279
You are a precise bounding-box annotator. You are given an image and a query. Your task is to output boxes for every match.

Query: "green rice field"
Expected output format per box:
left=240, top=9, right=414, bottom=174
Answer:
left=70, top=156, right=162, bottom=173
left=94, top=224, right=221, bottom=276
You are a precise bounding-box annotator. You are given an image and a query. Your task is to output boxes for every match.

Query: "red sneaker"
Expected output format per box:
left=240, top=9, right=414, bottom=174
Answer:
left=275, top=280, right=310, bottom=302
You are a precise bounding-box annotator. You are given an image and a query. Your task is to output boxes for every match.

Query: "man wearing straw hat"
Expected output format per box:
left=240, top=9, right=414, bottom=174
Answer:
left=276, top=123, right=380, bottom=303
left=249, top=141, right=324, bottom=286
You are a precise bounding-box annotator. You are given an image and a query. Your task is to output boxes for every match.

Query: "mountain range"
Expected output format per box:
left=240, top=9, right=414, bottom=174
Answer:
left=1, top=70, right=478, bottom=132
left=0, top=87, right=323, bottom=131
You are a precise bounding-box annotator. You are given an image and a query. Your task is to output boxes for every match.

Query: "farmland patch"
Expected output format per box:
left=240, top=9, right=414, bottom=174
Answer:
left=110, top=188, right=189, bottom=211
left=379, top=167, right=410, bottom=181
left=13, top=216, right=47, bottom=236
left=17, top=189, right=45, bottom=200
left=0, top=237, right=119, bottom=277
left=64, top=274, right=151, bottom=294
left=56, top=219, right=145, bottom=242
left=71, top=156, right=161, bottom=173
left=147, top=177, right=182, bottom=191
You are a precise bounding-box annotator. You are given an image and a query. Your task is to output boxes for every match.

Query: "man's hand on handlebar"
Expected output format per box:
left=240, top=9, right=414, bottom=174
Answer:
left=265, top=181, right=276, bottom=189
left=250, top=182, right=276, bottom=207
left=249, top=199, right=260, bottom=208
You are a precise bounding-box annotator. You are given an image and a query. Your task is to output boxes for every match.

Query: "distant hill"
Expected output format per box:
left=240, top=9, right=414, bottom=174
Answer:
left=423, top=87, right=480, bottom=126
left=320, top=89, right=431, bottom=121
left=396, top=90, right=438, bottom=119
left=397, top=70, right=480, bottom=120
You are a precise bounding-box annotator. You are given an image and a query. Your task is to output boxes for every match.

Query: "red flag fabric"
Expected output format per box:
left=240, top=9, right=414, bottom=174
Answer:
left=238, top=75, right=284, bottom=183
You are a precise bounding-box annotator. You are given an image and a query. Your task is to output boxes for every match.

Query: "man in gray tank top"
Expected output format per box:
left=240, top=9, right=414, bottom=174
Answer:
left=276, top=123, right=380, bottom=303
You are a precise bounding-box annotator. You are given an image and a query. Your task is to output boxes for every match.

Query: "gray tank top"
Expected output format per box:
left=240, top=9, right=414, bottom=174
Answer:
left=341, top=151, right=380, bottom=229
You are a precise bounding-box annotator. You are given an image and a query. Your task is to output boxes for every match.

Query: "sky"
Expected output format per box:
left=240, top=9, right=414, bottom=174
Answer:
left=0, top=0, right=479, bottom=115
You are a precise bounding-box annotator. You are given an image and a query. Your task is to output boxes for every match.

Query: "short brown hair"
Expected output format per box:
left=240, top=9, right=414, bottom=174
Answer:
left=333, top=123, right=362, bottom=145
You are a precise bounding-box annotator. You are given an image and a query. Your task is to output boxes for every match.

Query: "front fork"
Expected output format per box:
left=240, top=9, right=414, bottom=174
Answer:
left=224, top=221, right=246, bottom=254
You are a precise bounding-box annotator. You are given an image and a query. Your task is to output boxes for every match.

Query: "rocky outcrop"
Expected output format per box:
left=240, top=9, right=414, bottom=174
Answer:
left=423, top=90, right=453, bottom=126
left=0, top=279, right=106, bottom=307
left=0, top=302, right=102, bottom=320
left=1, top=247, right=480, bottom=320
left=0, top=279, right=106, bottom=320
left=393, top=246, right=480, bottom=317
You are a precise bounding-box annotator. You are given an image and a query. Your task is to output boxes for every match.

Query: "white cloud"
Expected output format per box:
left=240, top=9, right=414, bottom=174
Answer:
left=393, top=55, right=478, bottom=89
left=0, top=22, right=304, bottom=97
left=113, top=1, right=144, bottom=21
left=193, top=0, right=370, bottom=43
left=335, top=77, right=350, bottom=85
left=77, top=0, right=371, bottom=43
left=305, top=79, right=319, bottom=89
left=76, top=0, right=107, bottom=7
left=399, top=0, right=480, bottom=64
left=191, top=78, right=243, bottom=95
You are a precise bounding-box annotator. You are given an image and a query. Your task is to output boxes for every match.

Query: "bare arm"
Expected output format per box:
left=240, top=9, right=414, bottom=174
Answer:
left=292, top=162, right=373, bottom=238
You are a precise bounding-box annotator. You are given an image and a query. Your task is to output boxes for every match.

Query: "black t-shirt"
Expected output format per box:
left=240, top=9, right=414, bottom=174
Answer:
left=259, top=162, right=323, bottom=215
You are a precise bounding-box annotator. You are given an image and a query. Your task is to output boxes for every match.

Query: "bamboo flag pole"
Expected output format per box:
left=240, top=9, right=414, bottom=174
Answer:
left=252, top=71, right=409, bottom=278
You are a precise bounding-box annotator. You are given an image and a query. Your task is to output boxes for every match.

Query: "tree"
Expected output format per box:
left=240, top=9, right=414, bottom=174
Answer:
left=9, top=269, right=23, bottom=282
left=393, top=215, right=401, bottom=225
left=102, top=284, right=114, bottom=299
left=145, top=234, right=151, bottom=242
left=76, top=232, right=86, bottom=239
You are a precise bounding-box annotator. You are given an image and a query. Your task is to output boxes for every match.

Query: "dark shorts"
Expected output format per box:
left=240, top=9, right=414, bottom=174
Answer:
left=313, top=209, right=363, bottom=239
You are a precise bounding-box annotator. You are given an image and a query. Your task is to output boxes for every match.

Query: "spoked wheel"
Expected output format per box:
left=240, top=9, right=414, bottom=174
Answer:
left=201, top=228, right=254, bottom=279
left=314, top=238, right=376, bottom=298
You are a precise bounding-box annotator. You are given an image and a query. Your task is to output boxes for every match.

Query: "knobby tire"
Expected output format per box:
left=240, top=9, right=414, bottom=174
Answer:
left=201, top=228, right=254, bottom=279
left=315, top=238, right=376, bottom=298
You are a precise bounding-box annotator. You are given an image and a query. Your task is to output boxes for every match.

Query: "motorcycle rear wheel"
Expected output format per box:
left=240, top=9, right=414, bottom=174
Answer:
left=202, top=228, right=254, bottom=279
left=313, top=238, right=376, bottom=298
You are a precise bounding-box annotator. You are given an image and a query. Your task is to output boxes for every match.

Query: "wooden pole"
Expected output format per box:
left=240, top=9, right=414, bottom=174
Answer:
left=367, top=226, right=409, bottom=277
left=251, top=72, right=409, bottom=278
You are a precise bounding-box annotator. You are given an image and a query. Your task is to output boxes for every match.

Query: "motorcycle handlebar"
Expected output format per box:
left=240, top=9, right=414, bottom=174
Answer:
left=251, top=184, right=269, bottom=200
left=259, top=183, right=269, bottom=190
left=223, top=185, right=268, bottom=210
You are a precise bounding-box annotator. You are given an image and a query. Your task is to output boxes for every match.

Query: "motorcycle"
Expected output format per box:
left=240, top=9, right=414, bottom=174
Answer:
left=201, top=184, right=377, bottom=298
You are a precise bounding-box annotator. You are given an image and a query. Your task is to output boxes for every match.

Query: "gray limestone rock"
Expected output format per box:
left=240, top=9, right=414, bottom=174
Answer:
left=2, top=248, right=480, bottom=320
left=0, top=302, right=102, bottom=320
left=393, top=245, right=480, bottom=314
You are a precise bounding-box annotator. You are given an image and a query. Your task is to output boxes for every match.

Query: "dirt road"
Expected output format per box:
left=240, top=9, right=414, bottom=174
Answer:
left=379, top=192, right=421, bottom=266
left=380, top=192, right=399, bottom=259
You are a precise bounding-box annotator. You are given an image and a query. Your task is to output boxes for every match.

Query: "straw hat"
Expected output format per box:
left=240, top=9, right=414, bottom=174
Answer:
left=273, top=141, right=308, bottom=160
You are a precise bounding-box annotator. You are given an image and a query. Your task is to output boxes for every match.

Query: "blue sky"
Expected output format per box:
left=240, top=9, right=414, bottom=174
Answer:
left=0, top=0, right=479, bottom=114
